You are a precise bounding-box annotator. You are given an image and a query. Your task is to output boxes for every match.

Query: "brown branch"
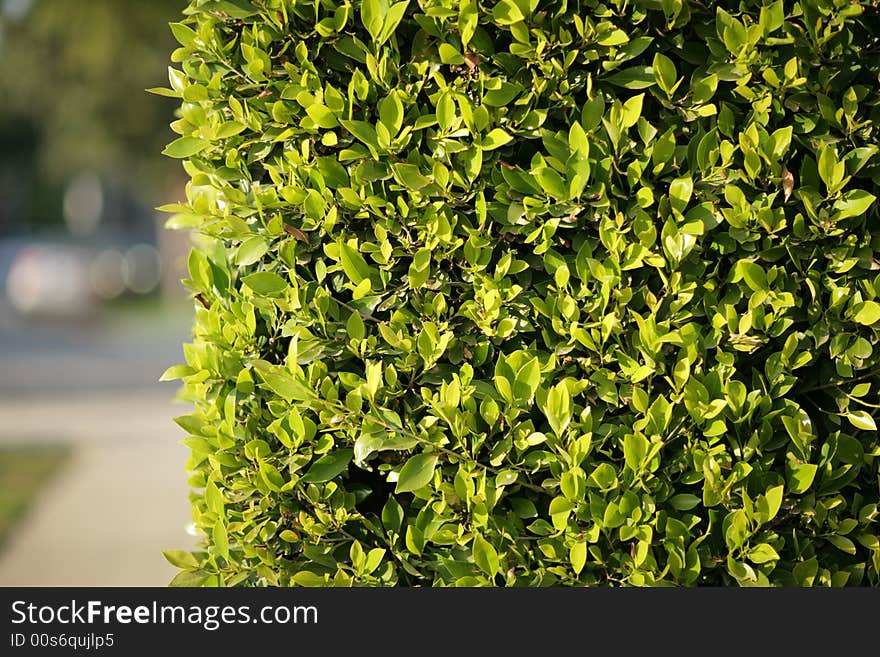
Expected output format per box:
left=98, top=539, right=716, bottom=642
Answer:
left=797, top=367, right=880, bottom=394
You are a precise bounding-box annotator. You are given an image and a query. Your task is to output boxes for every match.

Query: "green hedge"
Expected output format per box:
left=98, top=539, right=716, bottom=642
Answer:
left=159, top=0, right=880, bottom=586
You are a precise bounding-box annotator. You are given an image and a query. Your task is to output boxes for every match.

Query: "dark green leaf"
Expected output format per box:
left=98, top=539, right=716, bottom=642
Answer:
left=303, top=449, right=354, bottom=483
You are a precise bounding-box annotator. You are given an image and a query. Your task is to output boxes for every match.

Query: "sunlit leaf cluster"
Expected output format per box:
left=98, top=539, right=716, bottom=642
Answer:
left=161, top=0, right=880, bottom=586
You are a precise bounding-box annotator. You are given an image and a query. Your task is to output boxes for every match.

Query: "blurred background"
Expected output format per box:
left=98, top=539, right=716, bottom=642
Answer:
left=0, top=0, right=197, bottom=584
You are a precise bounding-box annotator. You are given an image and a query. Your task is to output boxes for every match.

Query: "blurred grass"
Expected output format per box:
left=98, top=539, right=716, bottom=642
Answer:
left=0, top=445, right=71, bottom=547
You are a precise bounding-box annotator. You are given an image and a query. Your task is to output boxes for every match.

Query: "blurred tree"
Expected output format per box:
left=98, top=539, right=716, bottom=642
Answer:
left=0, top=0, right=184, bottom=231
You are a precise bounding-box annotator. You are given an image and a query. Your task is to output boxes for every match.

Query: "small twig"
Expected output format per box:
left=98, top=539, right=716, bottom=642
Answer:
left=332, top=296, right=381, bottom=323
left=797, top=367, right=880, bottom=394
left=800, top=393, right=837, bottom=416
left=842, top=390, right=880, bottom=410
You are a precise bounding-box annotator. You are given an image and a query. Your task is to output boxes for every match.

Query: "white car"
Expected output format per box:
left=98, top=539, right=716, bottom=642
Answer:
left=4, top=241, right=95, bottom=318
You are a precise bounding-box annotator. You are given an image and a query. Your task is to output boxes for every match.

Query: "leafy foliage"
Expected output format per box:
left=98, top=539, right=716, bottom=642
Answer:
left=162, top=0, right=880, bottom=587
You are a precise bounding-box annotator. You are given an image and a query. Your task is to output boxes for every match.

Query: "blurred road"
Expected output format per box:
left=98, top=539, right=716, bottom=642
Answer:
left=0, top=300, right=198, bottom=585
left=0, top=298, right=190, bottom=394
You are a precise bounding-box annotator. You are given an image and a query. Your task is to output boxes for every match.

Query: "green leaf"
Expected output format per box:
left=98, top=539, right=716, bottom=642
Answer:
left=352, top=278, right=371, bottom=300
left=291, top=571, right=326, bottom=587
left=854, top=301, right=880, bottom=326
left=203, top=1, right=257, bottom=19
left=347, top=311, right=366, bottom=341
left=162, top=137, right=209, bottom=158
left=549, top=497, right=574, bottom=519
left=472, top=534, right=499, bottom=576
left=395, top=452, right=439, bottom=493
left=242, top=271, right=288, bottom=296
left=760, top=1, right=784, bottom=35
left=620, top=93, right=644, bottom=129
left=534, top=168, right=568, bottom=199
left=722, top=18, right=747, bottom=54
left=339, top=119, right=380, bottom=151
left=259, top=371, right=315, bottom=402
left=569, top=541, right=587, bottom=575
left=668, top=494, right=700, bottom=511
left=845, top=410, right=877, bottom=431
left=168, top=66, right=187, bottom=95
left=338, top=240, right=374, bottom=285
left=377, top=1, right=409, bottom=46
left=598, top=28, right=628, bottom=47
left=858, top=534, right=879, bottom=550
left=589, top=463, right=618, bottom=490
left=781, top=411, right=813, bottom=461
left=541, top=381, right=572, bottom=436
left=146, top=86, right=181, bottom=98
left=652, top=53, right=678, bottom=96
left=495, top=470, right=517, bottom=487
left=279, top=530, right=298, bottom=543
left=514, top=357, right=542, bottom=400
left=159, top=364, right=195, bottom=381
left=492, top=0, right=524, bottom=25
left=436, top=93, right=456, bottom=130
left=364, top=547, right=386, bottom=574
left=623, top=433, right=649, bottom=472
left=481, top=128, right=513, bottom=150
left=205, top=479, right=225, bottom=515
left=360, top=0, right=384, bottom=41
left=833, top=190, right=876, bottom=220
left=348, top=540, right=365, bottom=570
left=378, top=92, right=404, bottom=136
left=826, top=535, right=856, bottom=555
left=392, top=163, right=432, bottom=190
left=305, top=104, right=339, bottom=129
left=381, top=496, right=404, bottom=534
left=439, top=43, right=465, bottom=65
left=769, top=126, right=793, bottom=159
left=169, top=22, right=198, bottom=47
left=185, top=85, right=209, bottom=103
left=764, top=485, right=784, bottom=522
left=510, top=498, right=538, bottom=519
left=213, top=519, right=229, bottom=559
left=236, top=236, right=269, bottom=266
left=259, top=461, right=285, bottom=491
left=733, top=260, right=767, bottom=292
left=605, top=66, right=656, bottom=89
left=748, top=543, right=780, bottom=564
left=302, top=449, right=354, bottom=483
left=459, top=0, right=478, bottom=48
left=786, top=462, right=818, bottom=494
left=168, top=570, right=211, bottom=587
left=483, top=82, right=522, bottom=108
left=174, top=413, right=205, bottom=435
left=691, top=73, right=718, bottom=105
left=354, top=431, right=419, bottom=464
left=669, top=176, right=693, bottom=213
left=818, top=144, right=845, bottom=192
left=305, top=189, right=327, bottom=222
left=568, top=121, right=589, bottom=157
left=163, top=549, right=199, bottom=570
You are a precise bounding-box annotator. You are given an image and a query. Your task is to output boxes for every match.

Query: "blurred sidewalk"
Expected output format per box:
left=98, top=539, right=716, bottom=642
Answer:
left=0, top=302, right=197, bottom=586
left=0, top=391, right=196, bottom=586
